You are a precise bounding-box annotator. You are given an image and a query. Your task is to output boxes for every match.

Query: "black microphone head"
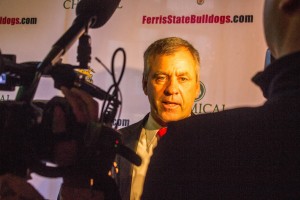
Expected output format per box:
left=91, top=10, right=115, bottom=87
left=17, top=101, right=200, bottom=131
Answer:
left=76, top=0, right=121, bottom=28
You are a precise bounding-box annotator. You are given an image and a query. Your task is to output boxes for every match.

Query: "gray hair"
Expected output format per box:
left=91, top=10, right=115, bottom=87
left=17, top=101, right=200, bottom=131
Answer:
left=143, top=37, right=200, bottom=82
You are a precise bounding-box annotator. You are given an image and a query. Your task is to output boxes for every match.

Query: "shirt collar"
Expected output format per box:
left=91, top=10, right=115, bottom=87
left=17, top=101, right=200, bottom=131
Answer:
left=144, top=114, right=162, bottom=131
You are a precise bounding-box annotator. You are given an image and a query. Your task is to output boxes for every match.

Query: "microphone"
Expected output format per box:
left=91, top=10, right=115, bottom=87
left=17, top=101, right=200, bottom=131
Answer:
left=16, top=0, right=120, bottom=102
left=76, top=0, right=121, bottom=28
left=117, top=144, right=142, bottom=166
left=44, top=0, right=121, bottom=69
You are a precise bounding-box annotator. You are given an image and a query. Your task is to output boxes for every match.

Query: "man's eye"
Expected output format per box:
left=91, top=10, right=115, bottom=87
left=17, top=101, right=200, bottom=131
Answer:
left=179, top=77, right=189, bottom=82
left=156, top=76, right=166, bottom=81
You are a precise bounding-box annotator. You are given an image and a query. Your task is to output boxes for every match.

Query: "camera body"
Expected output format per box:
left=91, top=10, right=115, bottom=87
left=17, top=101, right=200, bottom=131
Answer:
left=0, top=101, right=42, bottom=177
left=0, top=52, right=121, bottom=179
left=0, top=53, right=37, bottom=91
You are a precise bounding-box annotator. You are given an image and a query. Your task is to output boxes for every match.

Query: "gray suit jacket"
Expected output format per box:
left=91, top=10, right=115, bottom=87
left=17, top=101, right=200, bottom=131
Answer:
left=115, top=114, right=149, bottom=200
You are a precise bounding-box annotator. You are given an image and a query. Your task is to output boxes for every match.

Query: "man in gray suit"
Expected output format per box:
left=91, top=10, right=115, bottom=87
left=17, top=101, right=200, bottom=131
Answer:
left=115, top=37, right=200, bottom=200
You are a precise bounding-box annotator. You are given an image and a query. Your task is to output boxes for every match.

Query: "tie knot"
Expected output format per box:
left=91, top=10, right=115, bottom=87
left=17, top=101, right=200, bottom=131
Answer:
left=157, top=127, right=167, bottom=138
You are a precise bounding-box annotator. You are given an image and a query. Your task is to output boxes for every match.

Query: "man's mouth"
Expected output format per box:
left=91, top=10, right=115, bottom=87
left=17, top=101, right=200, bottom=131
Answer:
left=162, top=101, right=180, bottom=108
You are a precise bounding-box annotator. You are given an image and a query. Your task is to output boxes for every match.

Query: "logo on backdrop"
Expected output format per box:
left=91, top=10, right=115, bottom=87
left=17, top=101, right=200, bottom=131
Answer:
left=63, top=0, right=123, bottom=9
left=0, top=94, right=9, bottom=101
left=197, top=0, right=205, bottom=5
left=193, top=81, right=225, bottom=114
left=195, top=81, right=206, bottom=101
left=113, top=118, right=130, bottom=127
left=63, top=0, right=80, bottom=9
left=0, top=16, right=37, bottom=25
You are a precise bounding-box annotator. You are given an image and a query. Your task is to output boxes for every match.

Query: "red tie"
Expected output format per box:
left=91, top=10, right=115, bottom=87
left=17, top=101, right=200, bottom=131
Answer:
left=157, top=127, right=167, bottom=138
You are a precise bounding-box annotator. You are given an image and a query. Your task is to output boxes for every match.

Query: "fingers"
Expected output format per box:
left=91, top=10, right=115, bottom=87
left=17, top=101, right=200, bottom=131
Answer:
left=70, top=87, right=99, bottom=121
left=52, top=104, right=77, bottom=166
left=61, top=87, right=99, bottom=123
left=0, top=174, right=44, bottom=200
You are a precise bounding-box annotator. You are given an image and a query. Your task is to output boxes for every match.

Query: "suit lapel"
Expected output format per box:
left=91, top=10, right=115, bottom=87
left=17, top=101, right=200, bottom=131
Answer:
left=116, top=114, right=149, bottom=200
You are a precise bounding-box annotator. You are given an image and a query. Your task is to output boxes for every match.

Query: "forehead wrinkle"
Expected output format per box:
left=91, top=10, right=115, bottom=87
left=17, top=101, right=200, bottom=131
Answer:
left=176, top=71, right=191, bottom=77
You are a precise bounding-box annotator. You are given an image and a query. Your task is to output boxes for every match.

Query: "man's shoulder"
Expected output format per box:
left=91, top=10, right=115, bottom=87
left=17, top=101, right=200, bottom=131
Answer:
left=119, top=118, right=145, bottom=132
left=118, top=114, right=149, bottom=139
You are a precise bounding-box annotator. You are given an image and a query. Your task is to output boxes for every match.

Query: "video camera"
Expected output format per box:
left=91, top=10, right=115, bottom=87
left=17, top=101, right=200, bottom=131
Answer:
left=0, top=0, right=140, bottom=191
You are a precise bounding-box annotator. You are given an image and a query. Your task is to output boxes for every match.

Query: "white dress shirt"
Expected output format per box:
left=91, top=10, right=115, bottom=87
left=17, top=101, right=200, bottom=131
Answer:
left=130, top=114, right=162, bottom=200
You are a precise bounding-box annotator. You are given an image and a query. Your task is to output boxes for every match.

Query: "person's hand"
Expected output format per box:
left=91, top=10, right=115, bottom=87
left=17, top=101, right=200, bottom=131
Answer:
left=61, top=87, right=99, bottom=124
left=52, top=87, right=99, bottom=166
left=0, top=173, right=44, bottom=200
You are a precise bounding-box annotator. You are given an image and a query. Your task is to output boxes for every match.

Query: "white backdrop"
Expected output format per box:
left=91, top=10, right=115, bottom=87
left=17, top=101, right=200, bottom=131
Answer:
left=0, top=0, right=267, bottom=198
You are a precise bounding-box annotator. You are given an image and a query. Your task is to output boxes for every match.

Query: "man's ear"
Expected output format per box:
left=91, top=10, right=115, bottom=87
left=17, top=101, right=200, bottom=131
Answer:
left=142, top=76, right=148, bottom=95
left=279, top=0, right=300, bottom=13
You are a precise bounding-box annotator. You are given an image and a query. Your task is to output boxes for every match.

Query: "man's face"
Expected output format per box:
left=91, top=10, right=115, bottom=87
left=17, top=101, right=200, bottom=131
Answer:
left=143, top=48, right=200, bottom=126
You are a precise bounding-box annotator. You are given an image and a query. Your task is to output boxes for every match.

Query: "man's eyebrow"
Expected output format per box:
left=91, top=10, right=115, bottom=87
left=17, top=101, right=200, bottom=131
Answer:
left=176, top=72, right=191, bottom=76
left=153, top=71, right=167, bottom=76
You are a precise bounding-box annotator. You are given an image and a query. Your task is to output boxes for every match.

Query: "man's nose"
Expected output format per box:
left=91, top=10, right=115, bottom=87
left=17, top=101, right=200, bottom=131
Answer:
left=164, top=78, right=179, bottom=95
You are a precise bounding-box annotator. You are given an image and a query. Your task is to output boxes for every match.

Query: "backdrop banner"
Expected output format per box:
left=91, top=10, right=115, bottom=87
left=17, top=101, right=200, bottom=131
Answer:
left=0, top=0, right=266, bottom=198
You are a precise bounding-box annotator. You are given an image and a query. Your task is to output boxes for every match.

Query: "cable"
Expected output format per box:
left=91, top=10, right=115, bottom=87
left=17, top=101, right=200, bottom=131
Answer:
left=97, top=48, right=126, bottom=129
